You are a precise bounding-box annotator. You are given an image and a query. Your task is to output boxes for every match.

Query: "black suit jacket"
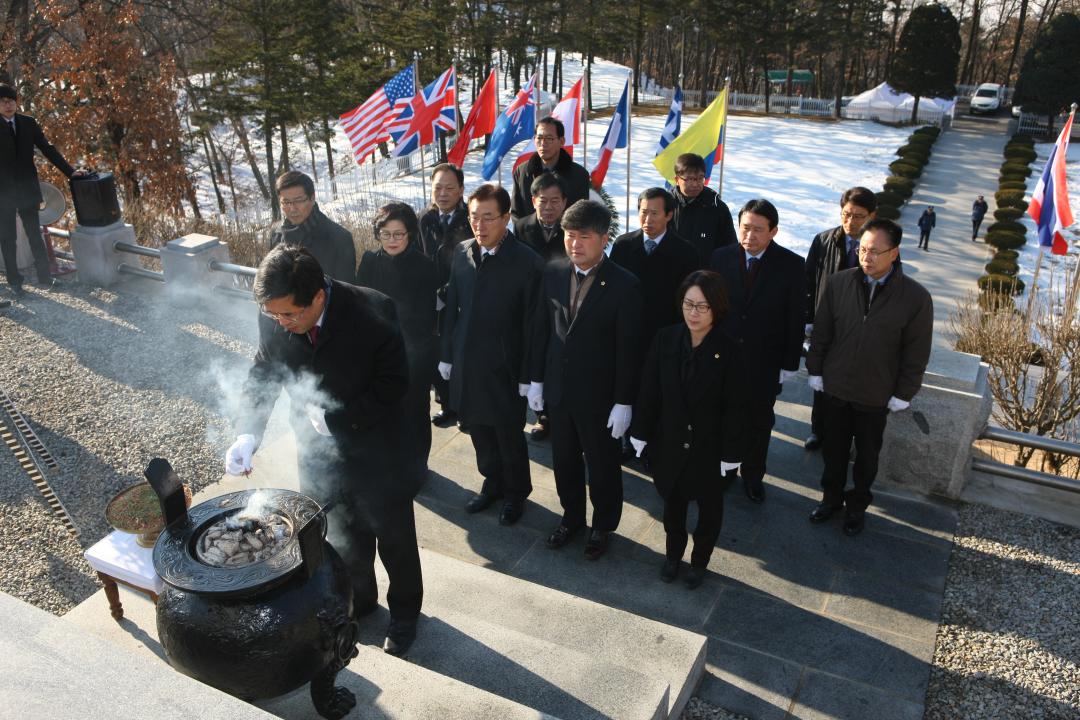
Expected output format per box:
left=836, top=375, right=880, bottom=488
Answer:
left=239, top=279, right=413, bottom=503
left=631, top=324, right=747, bottom=500
left=441, top=233, right=545, bottom=426
left=514, top=213, right=566, bottom=263
left=709, top=241, right=806, bottom=400
left=610, top=228, right=702, bottom=350
left=418, top=200, right=472, bottom=288
left=532, top=258, right=643, bottom=413
left=0, top=113, right=75, bottom=209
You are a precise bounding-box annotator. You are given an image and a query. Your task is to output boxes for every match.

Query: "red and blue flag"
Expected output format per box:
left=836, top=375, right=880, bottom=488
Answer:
left=389, top=66, right=456, bottom=159
left=1029, top=110, right=1075, bottom=256
left=482, top=74, right=538, bottom=180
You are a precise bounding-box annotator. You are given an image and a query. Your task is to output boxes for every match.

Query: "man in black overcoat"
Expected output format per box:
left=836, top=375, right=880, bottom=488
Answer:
left=269, top=170, right=356, bottom=283
left=440, top=184, right=545, bottom=526
left=510, top=116, right=590, bottom=220
left=0, top=83, right=83, bottom=296
left=670, top=153, right=737, bottom=264
left=513, top=173, right=567, bottom=263
left=528, top=200, right=642, bottom=561
left=709, top=199, right=806, bottom=503
left=226, top=244, right=421, bottom=657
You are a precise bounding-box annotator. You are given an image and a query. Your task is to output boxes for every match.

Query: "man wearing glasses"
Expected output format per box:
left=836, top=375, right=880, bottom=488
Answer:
left=269, top=170, right=357, bottom=283
left=806, top=218, right=933, bottom=536
left=441, top=184, right=545, bottom=526
left=510, top=116, right=591, bottom=220
left=226, top=244, right=423, bottom=656
left=803, top=187, right=877, bottom=451
left=670, top=153, right=737, bottom=265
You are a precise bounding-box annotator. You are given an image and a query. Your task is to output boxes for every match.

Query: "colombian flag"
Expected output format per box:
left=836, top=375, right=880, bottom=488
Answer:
left=652, top=88, right=727, bottom=186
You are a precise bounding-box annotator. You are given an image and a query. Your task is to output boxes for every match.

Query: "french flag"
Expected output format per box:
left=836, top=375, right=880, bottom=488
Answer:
left=1029, top=109, right=1075, bottom=256
left=513, top=77, right=583, bottom=169
left=590, top=78, right=630, bottom=189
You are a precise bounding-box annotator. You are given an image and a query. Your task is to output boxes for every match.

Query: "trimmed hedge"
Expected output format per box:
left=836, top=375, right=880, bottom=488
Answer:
left=995, top=189, right=1027, bottom=208
left=986, top=229, right=1026, bottom=249
left=1002, top=161, right=1033, bottom=177
left=1007, top=134, right=1035, bottom=148
left=1000, top=171, right=1028, bottom=183
left=885, top=175, right=914, bottom=193
left=913, top=125, right=941, bottom=137
left=876, top=205, right=901, bottom=220
left=994, top=207, right=1024, bottom=222
left=899, top=147, right=930, bottom=162
left=999, top=180, right=1028, bottom=192
left=985, top=259, right=1020, bottom=276
left=994, top=248, right=1019, bottom=261
left=978, top=274, right=1025, bottom=295
left=876, top=190, right=904, bottom=208
left=989, top=220, right=1026, bottom=235
left=889, top=160, right=922, bottom=178
left=1004, top=146, right=1037, bottom=164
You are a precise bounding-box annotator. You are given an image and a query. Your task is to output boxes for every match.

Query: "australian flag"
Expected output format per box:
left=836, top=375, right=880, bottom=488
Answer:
left=389, top=66, right=456, bottom=159
left=482, top=74, right=538, bottom=181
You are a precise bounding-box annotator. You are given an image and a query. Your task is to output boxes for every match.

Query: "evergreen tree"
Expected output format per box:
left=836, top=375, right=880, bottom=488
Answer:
left=1013, top=13, right=1080, bottom=134
left=888, top=2, right=961, bottom=124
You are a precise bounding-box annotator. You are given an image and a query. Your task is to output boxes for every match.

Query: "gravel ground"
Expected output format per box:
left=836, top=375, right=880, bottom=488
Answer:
left=2, top=278, right=1079, bottom=720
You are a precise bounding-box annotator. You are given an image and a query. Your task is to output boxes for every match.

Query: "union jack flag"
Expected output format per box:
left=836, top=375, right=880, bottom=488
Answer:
left=340, top=66, right=415, bottom=164
left=389, top=66, right=456, bottom=158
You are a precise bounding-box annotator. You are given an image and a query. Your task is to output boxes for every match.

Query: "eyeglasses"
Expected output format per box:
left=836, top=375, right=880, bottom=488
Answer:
left=260, top=305, right=308, bottom=324
left=534, top=197, right=564, bottom=206
left=677, top=174, right=706, bottom=183
left=280, top=195, right=311, bottom=208
left=857, top=246, right=894, bottom=257
left=682, top=300, right=711, bottom=315
left=378, top=230, right=409, bottom=241
left=534, top=135, right=560, bottom=143
left=469, top=213, right=505, bottom=226
left=842, top=211, right=869, bottom=221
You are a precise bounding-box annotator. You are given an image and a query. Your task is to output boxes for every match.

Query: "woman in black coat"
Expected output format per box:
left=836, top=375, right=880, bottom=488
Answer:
left=356, top=202, right=439, bottom=472
left=630, top=270, right=747, bottom=589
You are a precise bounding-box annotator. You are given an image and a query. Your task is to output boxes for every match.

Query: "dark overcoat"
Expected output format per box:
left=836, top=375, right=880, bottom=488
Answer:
left=0, top=113, right=75, bottom=209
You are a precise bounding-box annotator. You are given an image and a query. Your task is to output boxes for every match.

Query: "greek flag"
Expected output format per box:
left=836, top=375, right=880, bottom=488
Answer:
left=655, top=85, right=683, bottom=188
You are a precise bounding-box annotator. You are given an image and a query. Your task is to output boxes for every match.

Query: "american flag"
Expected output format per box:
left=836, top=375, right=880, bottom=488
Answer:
left=340, top=66, right=416, bottom=165
left=388, top=66, right=456, bottom=158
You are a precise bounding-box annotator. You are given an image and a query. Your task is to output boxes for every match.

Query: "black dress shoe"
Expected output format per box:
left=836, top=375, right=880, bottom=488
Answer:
left=431, top=409, right=457, bottom=427
left=843, top=510, right=866, bottom=536
left=545, top=523, right=582, bottom=549
left=809, top=502, right=844, bottom=524
left=529, top=423, right=550, bottom=440
left=34, top=278, right=57, bottom=291
left=684, top=565, right=706, bottom=589
left=464, top=491, right=500, bottom=514
left=744, top=476, right=765, bottom=503
left=804, top=433, right=821, bottom=451
left=498, top=501, right=523, bottom=526
left=383, top=619, right=417, bottom=656
left=10, top=285, right=26, bottom=299
left=660, top=559, right=680, bottom=583
left=583, top=530, right=611, bottom=561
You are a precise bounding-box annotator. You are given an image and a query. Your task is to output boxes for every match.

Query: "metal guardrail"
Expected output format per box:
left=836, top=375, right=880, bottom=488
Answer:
left=209, top=260, right=257, bottom=278
left=114, top=241, right=160, bottom=259
left=974, top=425, right=1080, bottom=494
left=117, top=263, right=165, bottom=282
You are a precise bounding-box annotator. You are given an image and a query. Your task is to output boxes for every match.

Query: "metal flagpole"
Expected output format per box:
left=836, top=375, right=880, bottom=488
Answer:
left=414, top=54, right=427, bottom=200
left=716, top=76, right=731, bottom=199
left=582, top=56, right=589, bottom=170
left=497, top=63, right=503, bottom=188
left=625, top=70, right=632, bottom=234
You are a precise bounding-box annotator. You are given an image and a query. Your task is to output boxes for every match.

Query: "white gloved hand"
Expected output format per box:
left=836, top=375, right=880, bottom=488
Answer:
left=887, top=396, right=910, bottom=413
left=630, top=437, right=647, bottom=457
left=808, top=375, right=824, bottom=392
left=306, top=403, right=332, bottom=436
left=606, top=403, right=633, bottom=439
left=518, top=383, right=530, bottom=397
left=435, top=295, right=446, bottom=312
left=225, top=434, right=257, bottom=475
left=804, top=323, right=813, bottom=337
left=527, top=382, right=544, bottom=412
left=720, top=461, right=741, bottom=474
left=779, top=369, right=797, bottom=384
left=438, top=362, right=452, bottom=381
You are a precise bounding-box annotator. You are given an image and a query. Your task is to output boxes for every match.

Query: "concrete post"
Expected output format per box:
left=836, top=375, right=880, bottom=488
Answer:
left=159, top=233, right=232, bottom=305
left=68, top=221, right=134, bottom=287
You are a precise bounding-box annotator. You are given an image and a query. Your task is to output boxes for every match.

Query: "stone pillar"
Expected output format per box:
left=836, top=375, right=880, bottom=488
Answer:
left=159, top=233, right=232, bottom=305
left=877, top=348, right=992, bottom=500
left=68, top=221, right=134, bottom=287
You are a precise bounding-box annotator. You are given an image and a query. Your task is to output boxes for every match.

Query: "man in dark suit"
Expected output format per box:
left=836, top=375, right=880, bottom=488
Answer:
left=418, top=163, right=472, bottom=428
left=529, top=200, right=642, bottom=561
left=269, top=170, right=356, bottom=283
left=709, top=199, right=806, bottom=503
left=225, top=244, right=421, bottom=657
left=670, top=153, right=737, bottom=264
left=0, top=83, right=83, bottom=297
left=510, top=116, right=590, bottom=220
left=440, top=184, right=545, bottom=526
left=514, top=173, right=567, bottom=262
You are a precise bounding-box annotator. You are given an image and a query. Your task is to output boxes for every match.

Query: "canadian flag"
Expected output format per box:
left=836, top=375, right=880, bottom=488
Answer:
left=513, top=76, right=584, bottom=169
left=590, top=77, right=630, bottom=189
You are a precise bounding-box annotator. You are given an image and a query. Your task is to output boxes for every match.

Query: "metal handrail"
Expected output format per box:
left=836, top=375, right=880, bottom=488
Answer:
left=209, top=260, right=257, bottom=278
left=117, top=263, right=165, bottom=282
left=114, top=241, right=161, bottom=259
left=979, top=425, right=1080, bottom=458
left=973, top=425, right=1080, bottom=494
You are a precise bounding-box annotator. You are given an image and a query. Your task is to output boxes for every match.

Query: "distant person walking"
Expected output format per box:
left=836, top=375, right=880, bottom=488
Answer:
left=917, top=206, right=936, bottom=250
left=971, top=195, right=989, bottom=241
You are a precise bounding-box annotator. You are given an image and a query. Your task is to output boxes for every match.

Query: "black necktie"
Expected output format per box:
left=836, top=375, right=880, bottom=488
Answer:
left=5, top=120, right=13, bottom=137
left=441, top=214, right=452, bottom=229
left=747, top=256, right=760, bottom=272
left=846, top=242, right=858, bottom=268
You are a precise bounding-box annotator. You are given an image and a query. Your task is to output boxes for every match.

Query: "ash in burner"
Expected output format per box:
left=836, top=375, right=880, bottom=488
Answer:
left=196, top=512, right=292, bottom=567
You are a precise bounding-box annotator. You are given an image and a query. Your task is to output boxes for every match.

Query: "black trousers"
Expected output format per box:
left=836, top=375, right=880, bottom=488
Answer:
left=810, top=389, right=826, bottom=438
left=740, top=392, right=778, bottom=483
left=663, top=481, right=724, bottom=568
left=918, top=230, right=931, bottom=249
left=0, top=205, right=50, bottom=287
left=972, top=217, right=984, bottom=239
left=470, top=423, right=532, bottom=503
left=819, top=395, right=889, bottom=512
left=548, top=406, right=623, bottom=532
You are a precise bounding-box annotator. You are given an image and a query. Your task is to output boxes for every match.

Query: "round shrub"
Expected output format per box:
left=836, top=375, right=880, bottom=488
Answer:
left=995, top=189, right=1026, bottom=208
left=1001, top=161, right=1033, bottom=177
left=978, top=274, right=1025, bottom=295
left=986, top=229, right=1026, bottom=249
left=885, top=175, right=914, bottom=194
left=885, top=182, right=914, bottom=200
left=985, top=259, right=1019, bottom=276
left=876, top=205, right=901, bottom=220
left=994, top=207, right=1024, bottom=222
left=905, top=136, right=935, bottom=151
left=1004, top=146, right=1037, bottom=164
left=989, top=220, right=1026, bottom=235
left=1000, top=171, right=1028, bottom=184
left=994, top=248, right=1019, bottom=261
left=889, top=160, right=922, bottom=178
left=900, top=152, right=930, bottom=167
left=913, top=126, right=941, bottom=138
left=1007, top=134, right=1035, bottom=148
left=876, top=190, right=904, bottom=208
left=999, top=180, right=1027, bottom=192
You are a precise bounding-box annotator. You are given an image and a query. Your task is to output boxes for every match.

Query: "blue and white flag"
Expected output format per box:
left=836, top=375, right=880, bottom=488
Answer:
left=655, top=85, right=683, bottom=188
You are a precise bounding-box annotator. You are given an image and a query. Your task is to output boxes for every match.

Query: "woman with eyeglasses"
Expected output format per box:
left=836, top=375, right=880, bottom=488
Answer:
left=356, top=202, right=439, bottom=469
left=629, top=270, right=747, bottom=589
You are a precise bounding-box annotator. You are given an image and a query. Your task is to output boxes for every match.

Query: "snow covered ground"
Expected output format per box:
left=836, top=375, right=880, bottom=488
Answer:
left=188, top=52, right=911, bottom=259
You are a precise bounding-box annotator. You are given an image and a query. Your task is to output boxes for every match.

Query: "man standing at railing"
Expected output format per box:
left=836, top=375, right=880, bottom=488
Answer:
left=269, top=170, right=357, bottom=283
left=0, top=83, right=85, bottom=298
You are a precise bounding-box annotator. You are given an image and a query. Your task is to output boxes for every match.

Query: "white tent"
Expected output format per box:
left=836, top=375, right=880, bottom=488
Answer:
left=844, top=82, right=955, bottom=123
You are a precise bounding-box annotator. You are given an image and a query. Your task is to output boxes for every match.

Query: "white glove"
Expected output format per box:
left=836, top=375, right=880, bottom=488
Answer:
left=225, top=434, right=256, bottom=475
left=808, top=375, right=824, bottom=392
left=720, top=461, right=741, bottom=474
left=606, top=403, right=632, bottom=439
left=887, top=396, right=910, bottom=412
left=804, top=323, right=813, bottom=337
left=527, top=382, right=544, bottom=412
left=306, top=403, right=331, bottom=436
left=518, top=383, right=530, bottom=397
left=779, top=369, right=797, bottom=384
left=630, top=437, right=647, bottom=457
left=435, top=295, right=446, bottom=312
left=438, top=362, right=452, bottom=381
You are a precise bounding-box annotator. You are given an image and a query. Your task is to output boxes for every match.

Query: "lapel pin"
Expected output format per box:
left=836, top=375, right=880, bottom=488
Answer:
left=714, top=353, right=720, bottom=359
left=600, top=280, right=606, bottom=286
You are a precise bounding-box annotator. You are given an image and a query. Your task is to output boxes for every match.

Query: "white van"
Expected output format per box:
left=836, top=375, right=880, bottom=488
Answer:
left=970, top=83, right=1005, bottom=114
